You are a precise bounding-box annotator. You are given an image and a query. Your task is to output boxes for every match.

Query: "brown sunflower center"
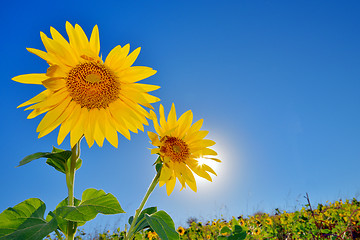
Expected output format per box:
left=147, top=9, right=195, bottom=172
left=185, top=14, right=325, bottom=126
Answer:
left=160, top=136, right=190, bottom=163
left=66, top=62, right=120, bottom=109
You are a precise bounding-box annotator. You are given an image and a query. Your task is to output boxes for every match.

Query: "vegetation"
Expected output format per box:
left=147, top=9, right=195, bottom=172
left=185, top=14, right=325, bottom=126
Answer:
left=45, top=196, right=360, bottom=240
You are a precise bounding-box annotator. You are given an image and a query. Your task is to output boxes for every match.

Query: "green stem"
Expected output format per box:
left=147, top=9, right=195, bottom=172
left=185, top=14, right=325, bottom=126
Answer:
left=126, top=170, right=161, bottom=240
left=66, top=141, right=81, bottom=240
left=55, top=229, right=63, bottom=240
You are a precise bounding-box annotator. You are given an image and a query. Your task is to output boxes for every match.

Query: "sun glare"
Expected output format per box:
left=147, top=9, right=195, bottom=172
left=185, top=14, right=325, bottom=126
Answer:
left=194, top=156, right=221, bottom=185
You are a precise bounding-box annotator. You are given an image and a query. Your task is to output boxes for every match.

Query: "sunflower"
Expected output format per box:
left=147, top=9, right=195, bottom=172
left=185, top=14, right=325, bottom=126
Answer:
left=265, top=218, right=272, bottom=225
left=176, top=226, right=185, bottom=236
left=148, top=103, right=220, bottom=195
left=147, top=231, right=158, bottom=240
left=13, top=22, right=159, bottom=148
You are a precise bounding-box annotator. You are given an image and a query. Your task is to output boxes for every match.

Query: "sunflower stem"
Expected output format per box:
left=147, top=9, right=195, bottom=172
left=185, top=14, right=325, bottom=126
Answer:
left=66, top=141, right=81, bottom=240
left=126, top=169, right=161, bottom=240
left=55, top=229, right=63, bottom=240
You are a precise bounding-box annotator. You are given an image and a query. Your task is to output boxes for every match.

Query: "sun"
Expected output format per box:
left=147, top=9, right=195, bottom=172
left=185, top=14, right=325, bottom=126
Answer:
left=193, top=154, right=221, bottom=186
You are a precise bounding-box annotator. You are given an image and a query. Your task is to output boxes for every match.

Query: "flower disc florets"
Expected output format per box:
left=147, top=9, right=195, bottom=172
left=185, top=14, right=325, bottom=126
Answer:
left=66, top=62, right=120, bottom=109
left=160, top=136, right=190, bottom=163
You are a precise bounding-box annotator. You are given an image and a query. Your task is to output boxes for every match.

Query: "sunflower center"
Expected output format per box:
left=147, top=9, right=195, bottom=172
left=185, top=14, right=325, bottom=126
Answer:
left=160, top=136, right=190, bottom=163
left=66, top=62, right=120, bottom=109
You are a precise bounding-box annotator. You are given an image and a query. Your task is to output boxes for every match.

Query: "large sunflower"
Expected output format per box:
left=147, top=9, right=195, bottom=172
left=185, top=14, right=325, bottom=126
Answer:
left=13, top=22, right=159, bottom=148
left=148, top=103, right=220, bottom=195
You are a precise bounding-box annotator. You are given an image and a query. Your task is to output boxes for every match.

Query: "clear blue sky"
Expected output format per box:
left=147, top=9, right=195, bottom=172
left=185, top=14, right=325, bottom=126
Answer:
left=1, top=0, right=359, bottom=235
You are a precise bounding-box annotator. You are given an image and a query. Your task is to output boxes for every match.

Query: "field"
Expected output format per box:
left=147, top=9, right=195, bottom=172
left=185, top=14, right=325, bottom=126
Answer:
left=45, top=197, right=360, bottom=240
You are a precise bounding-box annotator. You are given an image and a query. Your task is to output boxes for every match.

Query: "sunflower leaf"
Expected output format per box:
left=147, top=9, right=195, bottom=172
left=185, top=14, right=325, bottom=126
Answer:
left=220, top=226, right=232, bottom=235
left=145, top=211, right=179, bottom=240
left=17, top=152, right=54, bottom=167
left=128, top=207, right=157, bottom=233
left=46, top=197, right=82, bottom=235
left=56, top=188, right=125, bottom=223
left=17, top=147, right=81, bottom=174
left=228, top=232, right=247, bottom=240
left=0, top=198, right=58, bottom=240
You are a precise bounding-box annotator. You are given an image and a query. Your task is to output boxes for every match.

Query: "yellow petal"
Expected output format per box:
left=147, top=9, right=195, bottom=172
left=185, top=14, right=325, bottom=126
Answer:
left=84, top=108, right=98, bottom=147
left=25, top=88, right=68, bottom=110
left=185, top=130, right=209, bottom=144
left=42, top=78, right=66, bottom=91
left=204, top=157, right=221, bottom=163
left=166, top=175, right=176, bottom=196
left=201, top=147, right=218, bottom=156
left=57, top=104, right=82, bottom=145
left=159, top=104, right=167, bottom=130
left=105, top=45, right=123, bottom=68
left=121, top=47, right=140, bottom=69
left=94, top=122, right=105, bottom=147
left=97, top=108, right=118, bottom=148
left=26, top=48, right=58, bottom=65
left=50, top=27, right=79, bottom=64
left=150, top=110, right=162, bottom=136
left=124, top=83, right=160, bottom=93
left=120, top=88, right=160, bottom=107
left=70, top=107, right=88, bottom=147
left=18, top=90, right=51, bottom=108
left=174, top=169, right=186, bottom=190
left=74, top=24, right=89, bottom=49
left=108, top=44, right=131, bottom=72
left=38, top=99, right=75, bottom=138
left=36, top=97, right=72, bottom=133
left=40, top=31, right=77, bottom=66
left=116, top=66, right=157, bottom=83
left=46, top=65, right=68, bottom=78
left=121, top=98, right=150, bottom=123
left=187, top=161, right=213, bottom=182
left=176, top=110, right=193, bottom=138
left=185, top=119, right=203, bottom=139
left=90, top=25, right=100, bottom=55
left=167, top=103, right=177, bottom=130
left=109, top=100, right=140, bottom=133
left=106, top=108, right=131, bottom=140
left=27, top=106, right=53, bottom=119
left=12, top=73, right=49, bottom=85
left=159, top=165, right=172, bottom=182
left=104, top=114, right=119, bottom=148
left=65, top=22, right=82, bottom=56
left=148, top=131, right=160, bottom=146
left=201, top=164, right=217, bottom=176
left=150, top=148, right=160, bottom=154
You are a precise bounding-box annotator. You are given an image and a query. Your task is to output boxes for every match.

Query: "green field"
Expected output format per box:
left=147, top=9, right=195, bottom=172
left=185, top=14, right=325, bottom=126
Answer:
left=45, top=197, right=360, bottom=240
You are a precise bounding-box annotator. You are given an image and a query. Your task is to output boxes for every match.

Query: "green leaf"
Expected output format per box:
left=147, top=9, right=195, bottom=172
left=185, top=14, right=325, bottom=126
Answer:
left=75, top=158, right=82, bottom=171
left=221, top=226, right=232, bottom=235
left=57, top=188, right=125, bottom=222
left=228, top=232, right=247, bottom=240
left=128, top=207, right=157, bottom=234
left=17, top=152, right=53, bottom=167
left=46, top=197, right=82, bottom=235
left=17, top=147, right=77, bottom=174
left=145, top=211, right=179, bottom=240
left=233, top=225, right=244, bottom=234
left=217, top=236, right=227, bottom=240
left=0, top=198, right=58, bottom=240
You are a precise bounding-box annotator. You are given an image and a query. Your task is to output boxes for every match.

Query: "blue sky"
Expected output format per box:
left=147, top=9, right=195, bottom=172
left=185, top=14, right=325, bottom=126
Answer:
left=1, top=0, right=360, bottom=235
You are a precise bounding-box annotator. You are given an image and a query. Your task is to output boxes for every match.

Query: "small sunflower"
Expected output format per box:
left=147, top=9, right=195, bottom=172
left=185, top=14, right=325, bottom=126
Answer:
left=148, top=103, right=220, bottom=195
left=253, top=228, right=261, bottom=235
left=239, top=219, right=245, bottom=226
left=265, top=218, right=272, bottom=225
left=147, top=231, right=158, bottom=240
left=13, top=22, right=159, bottom=147
left=177, top=226, right=185, bottom=236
